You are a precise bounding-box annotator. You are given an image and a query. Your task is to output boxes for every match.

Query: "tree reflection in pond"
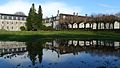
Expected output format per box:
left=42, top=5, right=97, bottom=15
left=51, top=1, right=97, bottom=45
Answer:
left=26, top=41, right=44, bottom=65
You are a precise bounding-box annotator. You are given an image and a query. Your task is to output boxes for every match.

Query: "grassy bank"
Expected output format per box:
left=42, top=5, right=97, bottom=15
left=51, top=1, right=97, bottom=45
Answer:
left=0, top=30, right=120, bottom=41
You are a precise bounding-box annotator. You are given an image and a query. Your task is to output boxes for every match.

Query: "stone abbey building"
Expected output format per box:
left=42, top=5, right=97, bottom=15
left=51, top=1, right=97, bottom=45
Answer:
left=43, top=11, right=120, bottom=30
left=1, top=11, right=120, bottom=31
left=0, top=12, right=27, bottom=31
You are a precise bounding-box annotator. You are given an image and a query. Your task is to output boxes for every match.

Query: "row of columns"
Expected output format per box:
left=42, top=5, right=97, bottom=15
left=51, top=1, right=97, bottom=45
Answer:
left=68, top=40, right=118, bottom=47
left=61, top=22, right=120, bottom=30
left=50, top=40, right=120, bottom=47
left=96, top=22, right=115, bottom=30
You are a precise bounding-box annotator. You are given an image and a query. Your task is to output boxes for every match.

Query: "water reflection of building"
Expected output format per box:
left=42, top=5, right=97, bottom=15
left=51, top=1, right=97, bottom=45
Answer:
left=0, top=40, right=120, bottom=68
left=1, top=40, right=120, bottom=58
left=0, top=40, right=120, bottom=67
left=44, top=40, right=120, bottom=57
left=0, top=41, right=43, bottom=66
left=0, top=41, right=26, bottom=55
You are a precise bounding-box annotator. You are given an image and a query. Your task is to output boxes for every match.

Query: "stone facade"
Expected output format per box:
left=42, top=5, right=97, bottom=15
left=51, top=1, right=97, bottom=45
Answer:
left=43, top=16, right=61, bottom=30
left=43, top=13, right=120, bottom=30
left=0, top=13, right=27, bottom=31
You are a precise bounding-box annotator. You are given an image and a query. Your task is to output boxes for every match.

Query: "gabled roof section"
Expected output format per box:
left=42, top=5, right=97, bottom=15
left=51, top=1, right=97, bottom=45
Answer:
left=0, top=13, right=27, bottom=17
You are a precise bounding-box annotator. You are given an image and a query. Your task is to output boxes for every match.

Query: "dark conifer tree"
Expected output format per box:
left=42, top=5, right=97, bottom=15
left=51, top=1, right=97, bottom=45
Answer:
left=26, top=8, right=32, bottom=31
left=26, top=3, right=37, bottom=30
left=37, top=5, right=43, bottom=29
left=26, top=4, right=43, bottom=31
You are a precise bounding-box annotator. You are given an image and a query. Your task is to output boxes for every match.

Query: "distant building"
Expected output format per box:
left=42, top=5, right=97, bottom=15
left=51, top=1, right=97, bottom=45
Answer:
left=0, top=12, right=27, bottom=31
left=1, top=11, right=119, bottom=31
left=43, top=15, right=60, bottom=29
left=43, top=12, right=120, bottom=30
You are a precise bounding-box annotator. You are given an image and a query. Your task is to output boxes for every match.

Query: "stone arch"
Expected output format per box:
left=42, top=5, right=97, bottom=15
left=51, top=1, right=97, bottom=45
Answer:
left=79, top=22, right=84, bottom=28
left=101, top=23, right=104, bottom=29
left=114, top=21, right=119, bottom=29
left=105, top=23, right=110, bottom=29
left=86, top=23, right=91, bottom=28
left=73, top=23, right=77, bottom=28
left=93, top=23, right=97, bottom=29
left=68, top=24, right=72, bottom=28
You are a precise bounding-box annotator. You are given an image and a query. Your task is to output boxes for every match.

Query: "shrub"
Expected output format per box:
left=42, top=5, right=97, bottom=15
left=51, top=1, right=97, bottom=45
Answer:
left=44, top=26, right=54, bottom=31
left=0, top=29, right=7, bottom=31
left=20, top=26, right=26, bottom=31
left=38, top=25, right=55, bottom=31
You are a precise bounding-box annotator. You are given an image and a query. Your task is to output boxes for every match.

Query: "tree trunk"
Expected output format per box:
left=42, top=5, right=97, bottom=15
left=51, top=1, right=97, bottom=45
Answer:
left=104, top=23, right=106, bottom=30
left=77, top=23, right=79, bottom=29
left=66, top=23, right=69, bottom=30
left=119, top=22, right=120, bottom=30
left=100, top=23, right=101, bottom=30
left=89, top=23, right=91, bottom=29
left=96, top=22, right=98, bottom=30
left=92, top=23, right=93, bottom=29
left=109, top=23, right=111, bottom=29
left=84, top=23, right=86, bottom=29
left=71, top=23, right=74, bottom=29
left=113, top=23, right=114, bottom=30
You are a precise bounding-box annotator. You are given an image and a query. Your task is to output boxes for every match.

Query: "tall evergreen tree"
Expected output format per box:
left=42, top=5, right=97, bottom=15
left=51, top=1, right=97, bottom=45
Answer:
left=26, top=8, right=32, bottom=31
left=37, top=5, right=43, bottom=29
left=26, top=4, right=43, bottom=31
left=26, top=3, right=37, bottom=31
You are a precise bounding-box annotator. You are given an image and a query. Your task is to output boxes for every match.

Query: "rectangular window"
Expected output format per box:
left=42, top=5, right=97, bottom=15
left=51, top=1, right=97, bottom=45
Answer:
left=13, top=16, right=16, bottom=20
left=16, top=17, right=18, bottom=20
left=20, top=17, right=22, bottom=20
left=18, top=17, right=20, bottom=20
left=7, top=22, right=9, bottom=24
left=4, top=16, right=7, bottom=19
left=24, top=18, right=26, bottom=20
left=9, top=16, right=12, bottom=20
left=11, top=22, right=13, bottom=24
left=7, top=16, right=9, bottom=20
left=11, top=16, right=13, bottom=20
left=20, top=22, right=22, bottom=24
left=0, top=15, right=1, bottom=19
left=2, top=16, right=4, bottom=19
left=11, top=26, right=13, bottom=29
left=22, top=17, right=25, bottom=20
left=2, top=22, right=4, bottom=24
left=7, top=26, right=9, bottom=29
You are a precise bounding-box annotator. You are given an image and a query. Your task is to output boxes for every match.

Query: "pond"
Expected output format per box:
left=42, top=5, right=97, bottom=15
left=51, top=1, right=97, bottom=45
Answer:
left=0, top=39, right=120, bottom=68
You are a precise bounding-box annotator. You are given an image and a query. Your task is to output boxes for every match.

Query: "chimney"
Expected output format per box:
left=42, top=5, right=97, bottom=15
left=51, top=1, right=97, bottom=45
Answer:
left=57, top=10, right=60, bottom=16
left=73, top=12, right=75, bottom=15
left=85, top=14, right=87, bottom=17
left=91, top=15, right=94, bottom=18
left=76, top=13, right=78, bottom=16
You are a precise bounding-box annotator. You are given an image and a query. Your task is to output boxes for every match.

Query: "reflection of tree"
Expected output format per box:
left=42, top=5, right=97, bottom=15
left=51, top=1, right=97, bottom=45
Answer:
left=25, top=39, right=120, bottom=65
left=26, top=41, right=44, bottom=65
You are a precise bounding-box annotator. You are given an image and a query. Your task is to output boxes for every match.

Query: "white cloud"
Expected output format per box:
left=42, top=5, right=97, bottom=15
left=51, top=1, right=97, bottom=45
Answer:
left=98, top=4, right=113, bottom=8
left=0, top=0, right=82, bottom=18
left=0, top=0, right=31, bottom=15
left=42, top=2, right=82, bottom=18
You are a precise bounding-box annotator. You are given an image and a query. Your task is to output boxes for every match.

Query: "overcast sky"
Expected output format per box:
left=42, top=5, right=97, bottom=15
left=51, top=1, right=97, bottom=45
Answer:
left=0, top=0, right=120, bottom=18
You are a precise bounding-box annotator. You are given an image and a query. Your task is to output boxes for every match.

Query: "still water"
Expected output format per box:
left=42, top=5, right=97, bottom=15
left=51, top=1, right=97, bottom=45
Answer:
left=0, top=39, right=120, bottom=68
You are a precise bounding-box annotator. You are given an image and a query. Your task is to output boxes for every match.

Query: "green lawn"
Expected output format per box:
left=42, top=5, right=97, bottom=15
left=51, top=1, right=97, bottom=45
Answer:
left=0, top=30, right=120, bottom=41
